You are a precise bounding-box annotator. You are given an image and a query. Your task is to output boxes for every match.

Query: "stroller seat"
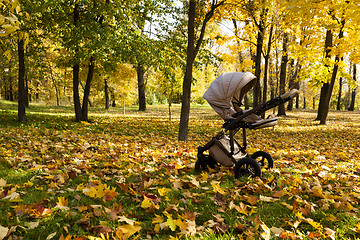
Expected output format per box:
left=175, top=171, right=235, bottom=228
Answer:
left=240, top=111, right=278, bottom=129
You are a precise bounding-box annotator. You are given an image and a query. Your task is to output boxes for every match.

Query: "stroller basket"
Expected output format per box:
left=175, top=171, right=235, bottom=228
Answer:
left=196, top=72, right=299, bottom=178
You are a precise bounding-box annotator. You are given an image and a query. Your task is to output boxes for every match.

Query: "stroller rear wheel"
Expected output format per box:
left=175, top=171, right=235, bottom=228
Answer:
left=251, top=151, right=274, bottom=169
left=234, top=157, right=262, bottom=178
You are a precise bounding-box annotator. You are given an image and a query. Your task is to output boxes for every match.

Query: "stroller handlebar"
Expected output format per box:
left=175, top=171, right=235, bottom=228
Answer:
left=280, top=89, right=300, bottom=100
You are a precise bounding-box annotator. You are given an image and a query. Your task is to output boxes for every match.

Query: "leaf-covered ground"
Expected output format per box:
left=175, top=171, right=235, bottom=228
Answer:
left=0, top=101, right=360, bottom=240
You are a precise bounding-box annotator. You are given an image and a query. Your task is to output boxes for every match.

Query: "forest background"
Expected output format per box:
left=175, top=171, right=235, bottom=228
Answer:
left=1, top=0, right=360, bottom=140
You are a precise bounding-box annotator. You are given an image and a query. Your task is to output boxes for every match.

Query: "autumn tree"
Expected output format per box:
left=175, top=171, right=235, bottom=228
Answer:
left=178, top=0, right=225, bottom=141
left=0, top=0, right=31, bottom=122
left=38, top=0, right=131, bottom=121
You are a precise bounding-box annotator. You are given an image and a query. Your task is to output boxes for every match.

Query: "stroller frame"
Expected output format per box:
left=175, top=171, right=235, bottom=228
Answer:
left=196, top=89, right=299, bottom=178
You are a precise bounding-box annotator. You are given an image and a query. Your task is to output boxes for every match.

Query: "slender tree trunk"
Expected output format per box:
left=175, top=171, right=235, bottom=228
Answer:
left=73, top=3, right=83, bottom=121
left=337, top=76, right=342, bottom=110
left=9, top=66, right=13, bottom=101
left=278, top=32, right=289, bottom=116
left=168, top=91, right=172, bottom=121
left=178, top=0, right=224, bottom=141
left=320, top=20, right=345, bottom=124
left=137, top=64, right=146, bottom=111
left=348, top=64, right=357, bottom=111
left=253, top=23, right=265, bottom=107
left=81, top=56, right=95, bottom=121
left=316, top=29, right=333, bottom=120
left=18, top=38, right=27, bottom=122
left=178, top=0, right=195, bottom=141
left=261, top=25, right=273, bottom=118
left=25, top=75, right=29, bottom=108
left=336, top=56, right=345, bottom=110
left=73, top=63, right=82, bottom=121
left=105, top=78, right=109, bottom=110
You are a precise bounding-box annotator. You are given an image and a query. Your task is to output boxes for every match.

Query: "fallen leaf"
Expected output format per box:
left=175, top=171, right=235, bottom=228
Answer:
left=0, top=225, right=8, bottom=240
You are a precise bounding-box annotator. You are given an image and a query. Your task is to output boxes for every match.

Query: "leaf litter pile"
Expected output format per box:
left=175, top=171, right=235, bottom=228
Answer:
left=0, top=106, right=360, bottom=240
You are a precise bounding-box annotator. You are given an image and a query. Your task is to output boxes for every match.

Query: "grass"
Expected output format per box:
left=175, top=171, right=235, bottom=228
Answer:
left=0, top=100, right=360, bottom=239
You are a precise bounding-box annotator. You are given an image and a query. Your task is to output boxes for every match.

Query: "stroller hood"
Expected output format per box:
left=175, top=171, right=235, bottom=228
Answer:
left=203, top=72, right=257, bottom=120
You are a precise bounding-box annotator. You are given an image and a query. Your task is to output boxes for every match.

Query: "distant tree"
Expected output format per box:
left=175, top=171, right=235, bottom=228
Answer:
left=348, top=64, right=357, bottom=111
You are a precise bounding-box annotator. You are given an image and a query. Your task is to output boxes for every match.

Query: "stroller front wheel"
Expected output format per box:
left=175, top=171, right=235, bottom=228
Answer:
left=251, top=151, right=274, bottom=169
left=234, top=157, right=262, bottom=178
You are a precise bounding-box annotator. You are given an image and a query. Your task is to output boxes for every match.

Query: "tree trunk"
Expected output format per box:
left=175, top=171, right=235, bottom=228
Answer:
left=253, top=23, right=265, bottom=107
left=178, top=0, right=224, bottom=141
left=320, top=20, right=345, bottom=124
left=73, top=63, right=82, bottom=121
left=73, top=3, right=83, bottom=122
left=278, top=32, right=289, bottom=116
left=178, top=0, right=196, bottom=141
left=18, top=38, right=27, bottom=123
left=337, top=76, right=342, bottom=110
left=25, top=75, right=29, bottom=108
left=137, top=63, right=146, bottom=111
left=316, top=29, right=333, bottom=120
left=261, top=25, right=273, bottom=118
left=81, top=56, right=95, bottom=121
left=295, top=81, right=300, bottom=108
left=105, top=78, right=109, bottom=110
left=348, top=64, right=357, bottom=111
left=287, top=59, right=300, bottom=111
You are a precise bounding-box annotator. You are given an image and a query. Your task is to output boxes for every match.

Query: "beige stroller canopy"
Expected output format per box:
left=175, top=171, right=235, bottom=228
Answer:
left=203, top=72, right=257, bottom=120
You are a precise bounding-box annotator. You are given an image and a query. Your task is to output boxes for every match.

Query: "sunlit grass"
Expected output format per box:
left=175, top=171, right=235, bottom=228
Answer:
left=0, top=100, right=360, bottom=239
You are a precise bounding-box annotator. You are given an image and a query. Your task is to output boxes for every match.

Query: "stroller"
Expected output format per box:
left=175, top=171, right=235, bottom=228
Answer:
left=196, top=72, right=299, bottom=178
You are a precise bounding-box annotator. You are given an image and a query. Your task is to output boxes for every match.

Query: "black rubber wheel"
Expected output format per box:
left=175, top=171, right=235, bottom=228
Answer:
left=195, top=155, right=219, bottom=172
left=234, top=157, right=262, bottom=178
left=251, top=151, right=274, bottom=169
left=195, top=158, right=207, bottom=172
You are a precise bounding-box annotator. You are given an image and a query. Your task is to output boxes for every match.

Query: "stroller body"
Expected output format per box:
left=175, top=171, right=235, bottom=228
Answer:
left=196, top=72, right=299, bottom=178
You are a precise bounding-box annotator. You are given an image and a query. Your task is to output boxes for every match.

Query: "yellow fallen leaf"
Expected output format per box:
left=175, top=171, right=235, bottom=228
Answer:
left=158, top=187, right=170, bottom=197
left=260, top=195, right=279, bottom=202
left=166, top=215, right=177, bottom=231
left=270, top=226, right=285, bottom=236
left=152, top=214, right=164, bottom=224
left=261, top=223, right=271, bottom=240
left=0, top=179, right=6, bottom=187
left=324, top=227, right=336, bottom=240
left=116, top=224, right=141, bottom=239
left=0, top=225, right=8, bottom=240
left=56, top=197, right=68, bottom=208
left=312, top=185, right=325, bottom=198
left=118, top=216, right=136, bottom=225
left=141, top=196, right=152, bottom=209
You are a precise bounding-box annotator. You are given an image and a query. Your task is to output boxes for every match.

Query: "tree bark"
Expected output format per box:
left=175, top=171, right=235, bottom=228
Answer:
left=105, top=78, right=109, bottom=110
left=137, top=63, right=146, bottom=111
left=261, top=25, right=273, bottom=118
left=178, top=0, right=196, bottom=141
left=17, top=38, right=27, bottom=123
left=348, top=64, right=357, bottom=111
left=278, top=32, right=289, bottom=116
left=81, top=56, right=95, bottom=121
left=337, top=77, right=342, bottom=110
left=316, top=29, right=333, bottom=120
left=319, top=20, right=345, bottom=124
left=25, top=76, right=29, bottom=107
left=73, top=3, right=83, bottom=122
left=178, top=0, right=224, bottom=141
left=253, top=21, right=265, bottom=107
